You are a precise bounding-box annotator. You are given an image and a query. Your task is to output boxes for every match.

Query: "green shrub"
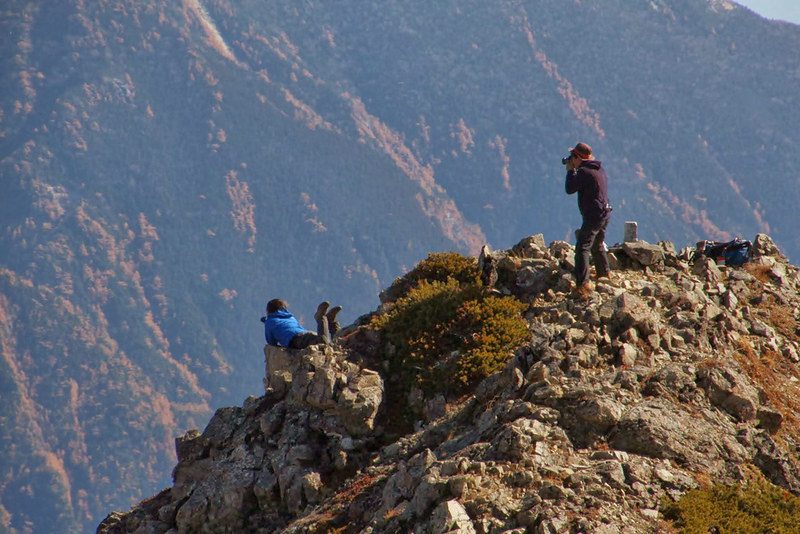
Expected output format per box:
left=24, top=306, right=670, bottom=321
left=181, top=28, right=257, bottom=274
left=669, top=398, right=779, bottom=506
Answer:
left=442, top=295, right=530, bottom=388
left=662, top=481, right=800, bottom=533
left=373, top=255, right=528, bottom=398
left=381, top=252, right=481, bottom=303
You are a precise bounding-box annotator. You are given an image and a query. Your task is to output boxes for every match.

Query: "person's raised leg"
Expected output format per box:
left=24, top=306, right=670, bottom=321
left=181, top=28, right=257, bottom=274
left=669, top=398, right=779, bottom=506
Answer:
left=314, top=301, right=331, bottom=344
left=326, top=305, right=342, bottom=338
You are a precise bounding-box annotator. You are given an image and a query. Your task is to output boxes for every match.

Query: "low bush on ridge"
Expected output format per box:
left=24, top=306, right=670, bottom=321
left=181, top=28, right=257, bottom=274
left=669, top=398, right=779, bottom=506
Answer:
left=373, top=252, right=529, bottom=398
left=662, top=481, right=800, bottom=533
left=380, top=251, right=482, bottom=303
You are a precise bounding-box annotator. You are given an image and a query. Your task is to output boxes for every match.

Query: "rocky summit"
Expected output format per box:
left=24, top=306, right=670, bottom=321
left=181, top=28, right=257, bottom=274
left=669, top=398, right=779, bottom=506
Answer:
left=97, top=233, right=800, bottom=534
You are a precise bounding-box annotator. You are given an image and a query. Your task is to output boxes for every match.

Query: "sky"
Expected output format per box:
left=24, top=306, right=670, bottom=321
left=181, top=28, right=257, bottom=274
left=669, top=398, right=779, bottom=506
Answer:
left=734, top=0, right=800, bottom=24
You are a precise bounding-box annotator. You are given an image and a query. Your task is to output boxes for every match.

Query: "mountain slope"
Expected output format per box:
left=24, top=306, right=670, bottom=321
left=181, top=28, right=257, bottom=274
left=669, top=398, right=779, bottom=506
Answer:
left=97, top=233, right=800, bottom=533
left=1, top=1, right=799, bottom=532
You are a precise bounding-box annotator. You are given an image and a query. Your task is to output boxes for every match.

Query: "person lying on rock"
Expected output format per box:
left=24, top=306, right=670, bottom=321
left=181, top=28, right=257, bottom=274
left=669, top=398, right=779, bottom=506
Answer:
left=261, top=299, right=341, bottom=349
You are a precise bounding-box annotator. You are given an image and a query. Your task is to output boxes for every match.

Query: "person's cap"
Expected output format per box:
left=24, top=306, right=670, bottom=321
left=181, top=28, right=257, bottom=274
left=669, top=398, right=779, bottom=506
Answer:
left=569, top=142, right=592, bottom=159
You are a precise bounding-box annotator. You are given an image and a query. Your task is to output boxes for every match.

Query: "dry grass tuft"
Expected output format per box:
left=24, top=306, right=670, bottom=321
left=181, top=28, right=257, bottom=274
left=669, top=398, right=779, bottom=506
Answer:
left=733, top=338, right=800, bottom=442
left=744, top=263, right=773, bottom=284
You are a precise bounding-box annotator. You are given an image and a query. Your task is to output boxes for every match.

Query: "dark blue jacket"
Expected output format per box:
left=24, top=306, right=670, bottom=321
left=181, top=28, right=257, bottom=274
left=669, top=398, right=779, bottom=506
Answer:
left=565, top=160, right=610, bottom=222
left=265, top=309, right=307, bottom=347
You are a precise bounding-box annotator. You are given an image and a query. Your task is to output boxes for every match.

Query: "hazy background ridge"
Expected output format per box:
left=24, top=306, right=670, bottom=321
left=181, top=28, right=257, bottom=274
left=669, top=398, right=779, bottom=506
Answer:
left=1, top=1, right=799, bottom=532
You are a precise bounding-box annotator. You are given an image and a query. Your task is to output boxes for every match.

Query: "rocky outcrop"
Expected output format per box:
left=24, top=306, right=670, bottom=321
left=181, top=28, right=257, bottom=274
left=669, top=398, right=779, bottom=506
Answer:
left=99, top=344, right=384, bottom=534
left=263, top=345, right=384, bottom=437
left=98, top=233, right=800, bottom=534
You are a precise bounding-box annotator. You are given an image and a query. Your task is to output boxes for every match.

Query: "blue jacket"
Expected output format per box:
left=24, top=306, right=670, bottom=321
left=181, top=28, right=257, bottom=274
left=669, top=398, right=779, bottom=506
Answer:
left=265, top=309, right=307, bottom=347
left=565, top=160, right=610, bottom=223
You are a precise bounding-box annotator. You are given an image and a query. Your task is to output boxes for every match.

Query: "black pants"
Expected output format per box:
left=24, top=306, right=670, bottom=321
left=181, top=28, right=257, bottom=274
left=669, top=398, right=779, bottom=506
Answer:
left=575, top=217, right=610, bottom=286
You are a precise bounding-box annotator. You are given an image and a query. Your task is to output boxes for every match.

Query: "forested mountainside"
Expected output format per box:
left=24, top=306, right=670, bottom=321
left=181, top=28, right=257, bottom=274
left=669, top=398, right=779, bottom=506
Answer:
left=1, top=0, right=799, bottom=532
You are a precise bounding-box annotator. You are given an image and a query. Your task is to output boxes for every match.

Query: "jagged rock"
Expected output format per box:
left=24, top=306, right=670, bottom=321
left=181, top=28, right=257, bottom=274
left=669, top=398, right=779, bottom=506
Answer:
left=743, top=428, right=800, bottom=493
left=100, top=234, right=800, bottom=534
left=334, top=367, right=384, bottom=436
left=609, top=398, right=747, bottom=475
left=696, top=363, right=760, bottom=422
left=264, top=344, right=295, bottom=396
left=660, top=241, right=679, bottom=265
left=265, top=344, right=383, bottom=436
left=172, top=457, right=257, bottom=532
left=612, top=292, right=661, bottom=338
left=174, top=429, right=204, bottom=463
left=201, top=406, right=244, bottom=446
left=511, top=234, right=548, bottom=258
left=574, top=396, right=624, bottom=428
left=515, top=264, right=553, bottom=294
left=756, top=406, right=783, bottom=433
left=643, top=365, right=696, bottom=405
left=491, top=418, right=550, bottom=461
left=621, top=241, right=666, bottom=267
left=692, top=255, right=723, bottom=283
left=752, top=233, right=786, bottom=260
left=547, top=240, right=572, bottom=261
left=428, top=499, right=476, bottom=534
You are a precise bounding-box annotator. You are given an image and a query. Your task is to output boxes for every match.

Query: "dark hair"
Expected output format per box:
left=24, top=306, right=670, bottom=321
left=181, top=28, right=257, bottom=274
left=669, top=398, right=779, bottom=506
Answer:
left=266, top=298, right=288, bottom=315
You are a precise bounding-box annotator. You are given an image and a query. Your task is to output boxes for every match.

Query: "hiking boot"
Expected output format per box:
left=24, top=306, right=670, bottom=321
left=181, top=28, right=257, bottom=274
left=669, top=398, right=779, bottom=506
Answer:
left=314, top=301, right=330, bottom=322
left=326, top=305, right=342, bottom=337
left=326, top=305, right=342, bottom=322
left=570, top=282, right=594, bottom=300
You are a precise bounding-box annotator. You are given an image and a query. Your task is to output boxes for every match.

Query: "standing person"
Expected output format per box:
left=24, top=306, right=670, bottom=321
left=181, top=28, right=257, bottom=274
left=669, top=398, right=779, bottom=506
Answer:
left=261, top=299, right=342, bottom=349
left=564, top=142, right=612, bottom=297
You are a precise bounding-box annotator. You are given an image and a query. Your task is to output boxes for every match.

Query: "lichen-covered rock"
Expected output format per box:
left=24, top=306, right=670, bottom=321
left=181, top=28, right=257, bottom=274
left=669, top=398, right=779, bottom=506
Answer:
left=266, top=344, right=383, bottom=436
left=428, top=499, right=476, bottom=534
left=609, top=398, right=748, bottom=476
left=621, top=241, right=666, bottom=267
left=696, top=363, right=760, bottom=422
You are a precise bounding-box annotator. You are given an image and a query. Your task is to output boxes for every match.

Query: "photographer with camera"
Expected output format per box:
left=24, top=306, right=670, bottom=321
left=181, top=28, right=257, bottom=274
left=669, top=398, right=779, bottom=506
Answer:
left=564, top=142, right=612, bottom=298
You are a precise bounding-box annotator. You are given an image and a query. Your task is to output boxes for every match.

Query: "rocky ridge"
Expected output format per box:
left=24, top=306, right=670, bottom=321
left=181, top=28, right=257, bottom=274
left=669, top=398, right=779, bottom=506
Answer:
left=98, top=234, right=800, bottom=533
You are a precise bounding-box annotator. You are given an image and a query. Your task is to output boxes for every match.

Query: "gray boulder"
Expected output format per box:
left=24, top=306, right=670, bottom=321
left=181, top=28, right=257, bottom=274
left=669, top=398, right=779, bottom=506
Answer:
left=609, top=398, right=746, bottom=476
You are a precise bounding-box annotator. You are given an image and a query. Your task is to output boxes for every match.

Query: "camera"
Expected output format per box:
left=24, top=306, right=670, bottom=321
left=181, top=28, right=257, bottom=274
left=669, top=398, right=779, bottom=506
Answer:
left=561, top=154, right=572, bottom=165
